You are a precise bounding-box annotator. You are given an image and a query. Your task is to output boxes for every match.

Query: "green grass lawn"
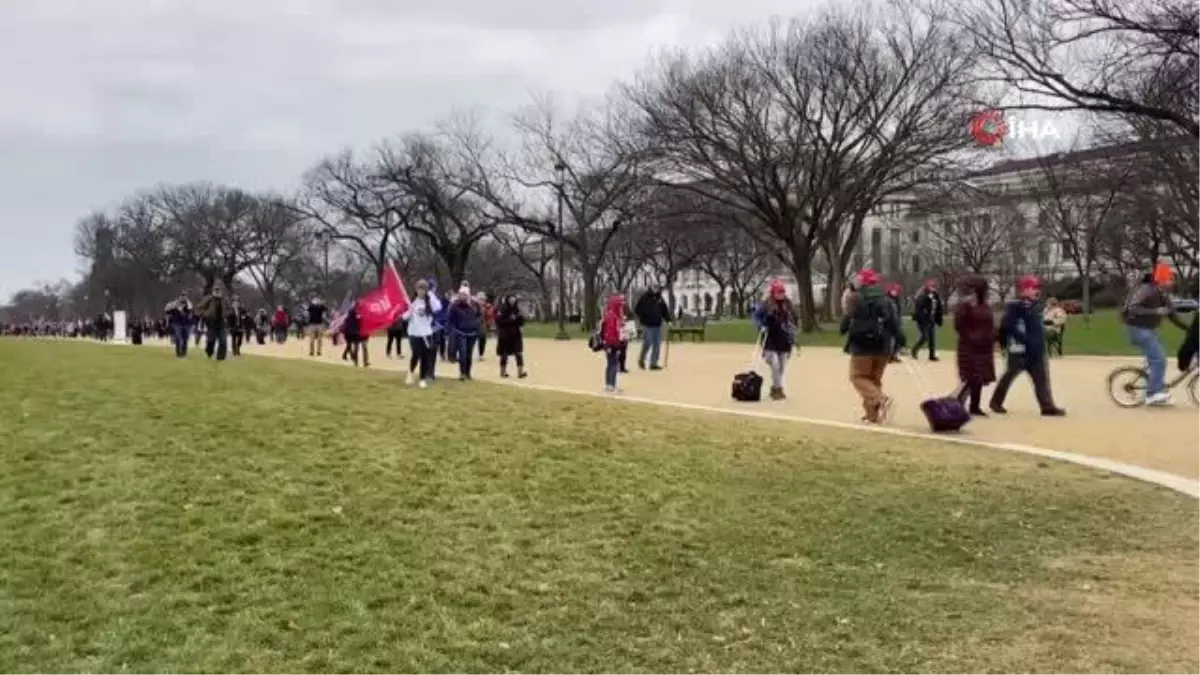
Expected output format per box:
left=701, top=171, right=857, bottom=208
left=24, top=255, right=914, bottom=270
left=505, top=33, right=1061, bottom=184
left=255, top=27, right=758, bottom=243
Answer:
left=524, top=309, right=1187, bottom=356
left=1, top=341, right=1197, bottom=673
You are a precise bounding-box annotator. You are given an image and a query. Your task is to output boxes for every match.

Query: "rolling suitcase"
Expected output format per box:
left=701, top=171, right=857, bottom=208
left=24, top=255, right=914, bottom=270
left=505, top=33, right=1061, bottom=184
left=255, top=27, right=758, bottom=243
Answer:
left=903, top=360, right=970, bottom=432
left=731, top=332, right=766, bottom=402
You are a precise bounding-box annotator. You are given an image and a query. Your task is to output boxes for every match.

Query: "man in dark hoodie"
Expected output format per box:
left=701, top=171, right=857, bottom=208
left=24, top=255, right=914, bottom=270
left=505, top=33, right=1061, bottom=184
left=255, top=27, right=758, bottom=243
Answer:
left=910, top=279, right=943, bottom=361
left=166, top=293, right=192, bottom=357
left=634, top=286, right=671, bottom=370
left=840, top=269, right=902, bottom=423
left=196, top=285, right=228, bottom=361
left=385, top=313, right=406, bottom=360
left=989, top=275, right=1065, bottom=416
left=447, top=286, right=483, bottom=380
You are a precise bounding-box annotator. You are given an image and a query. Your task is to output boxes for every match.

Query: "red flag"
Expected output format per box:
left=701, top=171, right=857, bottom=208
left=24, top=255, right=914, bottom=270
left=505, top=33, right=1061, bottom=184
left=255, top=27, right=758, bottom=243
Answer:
left=356, top=260, right=410, bottom=336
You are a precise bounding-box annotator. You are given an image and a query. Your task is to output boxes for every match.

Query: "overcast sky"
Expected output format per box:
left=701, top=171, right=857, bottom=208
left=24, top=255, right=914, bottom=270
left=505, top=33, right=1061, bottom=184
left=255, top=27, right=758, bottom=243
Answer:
left=0, top=0, right=1083, bottom=302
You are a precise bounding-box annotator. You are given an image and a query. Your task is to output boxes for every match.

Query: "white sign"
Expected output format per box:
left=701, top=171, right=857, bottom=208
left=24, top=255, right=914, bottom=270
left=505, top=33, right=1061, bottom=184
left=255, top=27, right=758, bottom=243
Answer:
left=112, top=310, right=128, bottom=343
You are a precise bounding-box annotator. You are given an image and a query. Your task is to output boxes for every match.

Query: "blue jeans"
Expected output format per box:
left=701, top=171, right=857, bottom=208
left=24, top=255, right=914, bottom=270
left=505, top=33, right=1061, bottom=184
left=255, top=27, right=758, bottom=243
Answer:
left=171, top=324, right=190, bottom=357
left=639, top=325, right=662, bottom=367
left=1127, top=325, right=1166, bottom=395
left=457, top=334, right=477, bottom=377
left=205, top=327, right=228, bottom=361
left=605, top=348, right=621, bottom=388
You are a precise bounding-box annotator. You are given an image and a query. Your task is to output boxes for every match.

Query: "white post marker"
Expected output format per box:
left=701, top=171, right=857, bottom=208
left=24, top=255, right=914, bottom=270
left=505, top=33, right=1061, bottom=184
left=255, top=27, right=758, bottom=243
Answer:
left=112, top=310, right=128, bottom=344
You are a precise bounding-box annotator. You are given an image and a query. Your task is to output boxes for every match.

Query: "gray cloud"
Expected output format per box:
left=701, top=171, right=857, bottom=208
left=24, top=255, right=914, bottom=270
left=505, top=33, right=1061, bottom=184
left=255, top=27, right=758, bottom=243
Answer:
left=0, top=0, right=822, bottom=299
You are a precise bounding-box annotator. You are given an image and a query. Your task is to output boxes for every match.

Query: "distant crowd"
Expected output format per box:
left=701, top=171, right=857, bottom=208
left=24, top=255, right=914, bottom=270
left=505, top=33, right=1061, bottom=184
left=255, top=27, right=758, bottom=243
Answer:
left=4, top=264, right=1196, bottom=419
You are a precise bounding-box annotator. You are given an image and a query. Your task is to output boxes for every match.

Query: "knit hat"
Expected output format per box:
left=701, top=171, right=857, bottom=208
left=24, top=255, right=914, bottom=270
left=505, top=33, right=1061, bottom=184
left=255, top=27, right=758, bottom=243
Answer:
left=1016, top=275, right=1041, bottom=292
left=857, top=269, right=880, bottom=286
left=1152, top=262, right=1174, bottom=285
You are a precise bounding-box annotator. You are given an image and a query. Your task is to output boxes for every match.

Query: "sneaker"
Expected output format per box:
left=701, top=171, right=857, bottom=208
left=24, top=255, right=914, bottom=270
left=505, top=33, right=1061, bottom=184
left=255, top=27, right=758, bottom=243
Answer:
left=604, top=385, right=615, bottom=393
left=406, top=371, right=415, bottom=385
left=989, top=403, right=1008, bottom=414
left=878, top=396, right=894, bottom=422
left=518, top=371, right=528, bottom=379
left=418, top=380, right=428, bottom=389
left=769, top=387, right=785, bottom=401
left=649, top=365, right=663, bottom=371
left=500, top=370, right=509, bottom=378
left=1040, top=407, right=1067, bottom=416
left=1146, top=391, right=1173, bottom=406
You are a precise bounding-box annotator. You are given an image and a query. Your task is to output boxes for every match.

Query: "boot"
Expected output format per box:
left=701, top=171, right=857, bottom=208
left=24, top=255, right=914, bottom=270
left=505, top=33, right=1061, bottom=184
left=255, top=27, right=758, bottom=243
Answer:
left=769, top=387, right=785, bottom=401
left=518, top=370, right=528, bottom=379
left=500, top=368, right=509, bottom=378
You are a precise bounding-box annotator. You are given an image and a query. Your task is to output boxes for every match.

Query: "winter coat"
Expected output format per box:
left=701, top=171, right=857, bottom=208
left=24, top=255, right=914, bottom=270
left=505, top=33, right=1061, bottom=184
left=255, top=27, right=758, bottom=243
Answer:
left=954, top=293, right=996, bottom=386
left=495, top=303, right=525, bottom=356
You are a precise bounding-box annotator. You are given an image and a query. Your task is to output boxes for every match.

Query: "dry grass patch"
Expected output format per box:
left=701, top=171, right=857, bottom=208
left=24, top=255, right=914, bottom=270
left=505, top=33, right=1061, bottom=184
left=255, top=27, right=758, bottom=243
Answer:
left=0, top=340, right=1196, bottom=673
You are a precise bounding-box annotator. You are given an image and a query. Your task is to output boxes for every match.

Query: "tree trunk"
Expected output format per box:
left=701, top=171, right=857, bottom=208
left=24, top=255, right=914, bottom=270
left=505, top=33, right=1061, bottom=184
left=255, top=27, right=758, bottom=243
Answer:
left=795, top=271, right=818, bottom=331
left=714, top=282, right=727, bottom=318
left=581, top=263, right=600, bottom=330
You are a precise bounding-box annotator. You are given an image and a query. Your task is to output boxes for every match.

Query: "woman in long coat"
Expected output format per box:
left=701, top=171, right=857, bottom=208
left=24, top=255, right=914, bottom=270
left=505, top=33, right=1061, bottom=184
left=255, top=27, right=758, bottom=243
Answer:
left=954, top=275, right=997, bottom=415
left=494, top=296, right=527, bottom=379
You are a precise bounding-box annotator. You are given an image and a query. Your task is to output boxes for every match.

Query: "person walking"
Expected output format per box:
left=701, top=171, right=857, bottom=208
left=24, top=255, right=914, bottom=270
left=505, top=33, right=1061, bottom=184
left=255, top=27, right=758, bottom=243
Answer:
left=402, top=280, right=442, bottom=388
left=910, top=279, right=944, bottom=361
left=758, top=279, right=798, bottom=400
left=254, top=308, right=269, bottom=345
left=885, top=283, right=905, bottom=363
left=196, top=285, right=229, bottom=361
left=601, top=294, right=627, bottom=393
left=840, top=269, right=902, bottom=423
left=166, top=293, right=192, bottom=357
left=305, top=297, right=328, bottom=357
left=271, top=306, right=289, bottom=344
left=495, top=295, right=528, bottom=379
left=385, top=313, right=406, bottom=360
left=342, top=304, right=370, bottom=367
left=989, top=275, right=1066, bottom=416
left=953, top=275, right=996, bottom=416
left=476, top=293, right=495, bottom=361
left=447, top=286, right=483, bottom=381
left=226, top=295, right=248, bottom=357
left=1122, top=263, right=1189, bottom=405
left=634, top=286, right=671, bottom=370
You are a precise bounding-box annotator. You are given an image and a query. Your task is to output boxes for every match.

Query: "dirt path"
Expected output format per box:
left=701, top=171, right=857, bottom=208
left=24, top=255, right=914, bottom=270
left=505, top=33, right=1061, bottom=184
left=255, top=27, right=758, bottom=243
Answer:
left=180, top=336, right=1200, bottom=479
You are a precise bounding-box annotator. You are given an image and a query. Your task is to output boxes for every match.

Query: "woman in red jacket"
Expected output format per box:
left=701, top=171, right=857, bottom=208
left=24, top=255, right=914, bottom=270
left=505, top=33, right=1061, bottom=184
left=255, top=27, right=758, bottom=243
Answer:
left=953, top=275, right=996, bottom=416
left=601, top=294, right=626, bottom=393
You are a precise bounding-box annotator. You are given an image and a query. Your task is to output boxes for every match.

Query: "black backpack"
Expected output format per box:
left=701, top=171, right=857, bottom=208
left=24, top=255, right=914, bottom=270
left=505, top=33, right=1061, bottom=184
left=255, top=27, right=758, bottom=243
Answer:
left=847, top=295, right=889, bottom=350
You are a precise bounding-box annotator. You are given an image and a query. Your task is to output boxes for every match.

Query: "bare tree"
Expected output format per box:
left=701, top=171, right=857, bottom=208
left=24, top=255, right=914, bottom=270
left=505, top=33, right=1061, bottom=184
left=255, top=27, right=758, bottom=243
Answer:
left=375, top=132, right=499, bottom=285
left=695, top=225, right=775, bottom=318
left=495, top=226, right=558, bottom=318
left=243, top=197, right=313, bottom=307
left=1025, top=144, right=1132, bottom=317
left=294, top=150, right=413, bottom=282
left=938, top=0, right=1199, bottom=136
left=623, top=3, right=981, bottom=329
left=453, top=95, right=649, bottom=328
left=598, top=225, right=648, bottom=298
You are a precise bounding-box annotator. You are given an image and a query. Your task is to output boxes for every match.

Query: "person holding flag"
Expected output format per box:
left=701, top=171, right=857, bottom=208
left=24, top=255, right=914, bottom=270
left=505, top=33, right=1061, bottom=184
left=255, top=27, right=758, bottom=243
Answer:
left=402, top=279, right=442, bottom=388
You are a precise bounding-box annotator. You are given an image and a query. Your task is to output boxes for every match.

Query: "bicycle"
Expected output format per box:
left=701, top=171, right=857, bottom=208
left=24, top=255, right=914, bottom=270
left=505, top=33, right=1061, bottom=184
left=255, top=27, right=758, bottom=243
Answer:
left=1107, top=360, right=1198, bottom=407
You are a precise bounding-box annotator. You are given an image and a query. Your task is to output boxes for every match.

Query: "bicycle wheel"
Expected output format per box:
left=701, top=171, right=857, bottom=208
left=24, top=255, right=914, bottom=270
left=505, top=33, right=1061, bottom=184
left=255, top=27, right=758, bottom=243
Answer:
left=1187, top=371, right=1199, bottom=407
left=1107, top=366, right=1149, bottom=408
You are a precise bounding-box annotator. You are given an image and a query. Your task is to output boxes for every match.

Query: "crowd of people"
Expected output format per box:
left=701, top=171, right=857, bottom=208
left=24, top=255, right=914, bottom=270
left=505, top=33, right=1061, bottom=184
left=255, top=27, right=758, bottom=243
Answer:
left=5, top=264, right=1196, bottom=423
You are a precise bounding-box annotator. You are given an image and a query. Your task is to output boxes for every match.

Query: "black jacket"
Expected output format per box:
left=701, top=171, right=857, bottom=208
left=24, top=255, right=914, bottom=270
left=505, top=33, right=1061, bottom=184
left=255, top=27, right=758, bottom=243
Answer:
left=1179, top=313, right=1198, bottom=371
left=634, top=292, right=671, bottom=328
left=913, top=291, right=944, bottom=326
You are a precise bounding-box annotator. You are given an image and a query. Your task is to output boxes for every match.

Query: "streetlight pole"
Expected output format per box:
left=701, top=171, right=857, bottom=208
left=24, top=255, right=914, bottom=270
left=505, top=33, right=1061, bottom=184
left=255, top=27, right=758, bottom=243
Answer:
left=554, top=162, right=570, bottom=341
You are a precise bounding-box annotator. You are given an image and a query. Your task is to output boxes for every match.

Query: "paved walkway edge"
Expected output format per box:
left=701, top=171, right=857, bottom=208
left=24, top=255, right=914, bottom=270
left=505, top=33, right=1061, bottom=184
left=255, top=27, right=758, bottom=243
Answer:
left=496, top=380, right=1200, bottom=499
left=110, top=339, right=1200, bottom=499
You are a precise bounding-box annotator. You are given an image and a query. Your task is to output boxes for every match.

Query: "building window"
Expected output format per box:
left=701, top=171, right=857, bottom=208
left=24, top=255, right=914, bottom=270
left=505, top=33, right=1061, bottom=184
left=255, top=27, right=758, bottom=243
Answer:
left=888, top=228, right=901, bottom=277
left=871, top=227, right=883, bottom=270
left=1037, top=240, right=1051, bottom=266
left=911, top=254, right=921, bottom=275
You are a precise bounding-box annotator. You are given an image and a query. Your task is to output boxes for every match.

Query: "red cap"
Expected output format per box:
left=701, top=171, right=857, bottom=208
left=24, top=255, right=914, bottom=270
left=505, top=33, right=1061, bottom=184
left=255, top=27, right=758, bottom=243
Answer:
left=858, top=269, right=880, bottom=286
left=886, top=283, right=902, bottom=296
left=1016, top=275, right=1041, bottom=291
left=768, top=278, right=787, bottom=298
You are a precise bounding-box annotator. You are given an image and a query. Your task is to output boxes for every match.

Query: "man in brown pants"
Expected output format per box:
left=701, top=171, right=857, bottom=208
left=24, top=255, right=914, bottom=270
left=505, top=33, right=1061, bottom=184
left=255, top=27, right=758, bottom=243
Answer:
left=840, top=269, right=903, bottom=423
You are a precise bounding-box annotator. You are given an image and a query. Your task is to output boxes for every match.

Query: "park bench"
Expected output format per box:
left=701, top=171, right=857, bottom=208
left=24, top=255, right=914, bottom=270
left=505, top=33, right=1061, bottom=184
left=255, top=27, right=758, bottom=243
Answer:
left=667, top=315, right=708, bottom=342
